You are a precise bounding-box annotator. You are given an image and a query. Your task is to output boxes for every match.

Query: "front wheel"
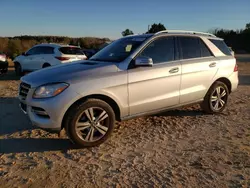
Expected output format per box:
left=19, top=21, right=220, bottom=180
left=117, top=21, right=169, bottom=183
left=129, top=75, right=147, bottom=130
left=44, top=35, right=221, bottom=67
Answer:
left=200, top=81, right=229, bottom=114
left=65, top=99, right=115, bottom=147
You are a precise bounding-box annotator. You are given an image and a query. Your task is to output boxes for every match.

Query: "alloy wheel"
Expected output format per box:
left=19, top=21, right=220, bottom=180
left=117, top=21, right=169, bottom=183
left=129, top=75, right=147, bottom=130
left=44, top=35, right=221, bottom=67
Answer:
left=210, top=86, right=227, bottom=111
left=75, top=107, right=109, bottom=142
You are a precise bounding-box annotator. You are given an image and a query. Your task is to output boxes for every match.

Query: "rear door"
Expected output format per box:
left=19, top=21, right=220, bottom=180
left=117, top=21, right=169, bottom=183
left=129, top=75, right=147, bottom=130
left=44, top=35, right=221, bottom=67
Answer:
left=128, top=36, right=181, bottom=115
left=177, top=36, right=218, bottom=104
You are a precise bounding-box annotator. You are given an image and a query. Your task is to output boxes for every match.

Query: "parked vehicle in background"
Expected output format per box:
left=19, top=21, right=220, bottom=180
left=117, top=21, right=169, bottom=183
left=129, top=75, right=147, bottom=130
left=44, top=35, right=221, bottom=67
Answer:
left=13, top=43, right=87, bottom=76
left=0, top=52, right=8, bottom=75
left=19, top=30, right=238, bottom=147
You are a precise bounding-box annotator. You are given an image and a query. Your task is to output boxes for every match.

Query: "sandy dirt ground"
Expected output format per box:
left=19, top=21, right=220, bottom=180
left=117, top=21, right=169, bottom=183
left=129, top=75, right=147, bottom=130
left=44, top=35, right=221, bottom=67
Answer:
left=0, top=55, right=250, bottom=188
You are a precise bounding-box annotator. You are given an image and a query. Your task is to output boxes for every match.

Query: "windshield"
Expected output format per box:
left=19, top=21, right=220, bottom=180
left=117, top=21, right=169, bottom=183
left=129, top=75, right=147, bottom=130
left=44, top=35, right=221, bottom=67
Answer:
left=90, top=37, right=147, bottom=62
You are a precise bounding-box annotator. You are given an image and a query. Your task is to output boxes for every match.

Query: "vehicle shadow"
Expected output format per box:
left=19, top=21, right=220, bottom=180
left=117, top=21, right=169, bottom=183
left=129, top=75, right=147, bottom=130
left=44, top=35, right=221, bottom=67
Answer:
left=0, top=138, right=79, bottom=154
left=156, top=108, right=205, bottom=117
left=0, top=97, right=80, bottom=153
left=0, top=97, right=32, bottom=135
left=0, top=70, right=20, bottom=81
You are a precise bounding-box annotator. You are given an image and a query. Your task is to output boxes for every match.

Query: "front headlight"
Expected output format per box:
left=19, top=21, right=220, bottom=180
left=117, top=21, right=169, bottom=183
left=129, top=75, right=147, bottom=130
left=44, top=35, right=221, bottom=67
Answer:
left=33, top=83, right=69, bottom=99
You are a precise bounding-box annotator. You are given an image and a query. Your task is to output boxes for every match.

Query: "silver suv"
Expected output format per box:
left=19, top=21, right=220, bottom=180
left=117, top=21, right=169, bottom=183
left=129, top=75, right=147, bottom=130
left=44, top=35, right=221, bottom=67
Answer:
left=19, top=30, right=238, bottom=147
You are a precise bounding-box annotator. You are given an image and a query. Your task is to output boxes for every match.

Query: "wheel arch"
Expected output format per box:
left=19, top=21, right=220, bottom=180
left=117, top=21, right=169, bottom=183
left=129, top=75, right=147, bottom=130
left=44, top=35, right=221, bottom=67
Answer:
left=214, top=77, right=232, bottom=93
left=42, top=63, right=51, bottom=68
left=61, top=94, right=121, bottom=129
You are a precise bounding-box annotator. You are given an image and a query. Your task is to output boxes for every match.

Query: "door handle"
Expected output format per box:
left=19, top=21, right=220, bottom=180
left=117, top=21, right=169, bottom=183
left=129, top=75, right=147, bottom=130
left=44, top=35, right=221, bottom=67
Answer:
left=209, top=62, right=216, bottom=68
left=169, top=67, right=179, bottom=73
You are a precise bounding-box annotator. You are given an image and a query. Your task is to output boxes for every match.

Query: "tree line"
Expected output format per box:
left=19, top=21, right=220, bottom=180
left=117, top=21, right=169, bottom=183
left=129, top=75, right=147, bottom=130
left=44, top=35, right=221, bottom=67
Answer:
left=211, top=23, right=250, bottom=53
left=0, top=36, right=110, bottom=59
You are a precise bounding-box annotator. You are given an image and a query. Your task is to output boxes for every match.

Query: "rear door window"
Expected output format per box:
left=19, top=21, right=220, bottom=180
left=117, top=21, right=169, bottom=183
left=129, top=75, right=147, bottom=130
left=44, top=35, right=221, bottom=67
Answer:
left=209, top=39, right=232, bottom=56
left=40, top=46, right=54, bottom=54
left=59, top=47, right=84, bottom=55
left=33, top=46, right=54, bottom=55
left=178, top=37, right=201, bottom=59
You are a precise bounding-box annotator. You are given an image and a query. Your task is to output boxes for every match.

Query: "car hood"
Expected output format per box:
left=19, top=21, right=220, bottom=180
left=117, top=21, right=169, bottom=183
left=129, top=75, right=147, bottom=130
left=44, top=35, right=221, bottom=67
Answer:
left=21, top=61, right=119, bottom=87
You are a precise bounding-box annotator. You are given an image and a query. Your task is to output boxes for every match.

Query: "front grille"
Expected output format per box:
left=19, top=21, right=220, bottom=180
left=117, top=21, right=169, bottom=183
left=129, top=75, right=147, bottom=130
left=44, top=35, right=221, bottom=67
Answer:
left=19, top=82, right=31, bottom=99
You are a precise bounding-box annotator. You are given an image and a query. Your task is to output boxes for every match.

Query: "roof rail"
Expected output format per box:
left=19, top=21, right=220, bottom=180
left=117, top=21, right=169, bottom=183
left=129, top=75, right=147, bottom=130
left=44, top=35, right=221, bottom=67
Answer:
left=155, top=30, right=216, bottom=37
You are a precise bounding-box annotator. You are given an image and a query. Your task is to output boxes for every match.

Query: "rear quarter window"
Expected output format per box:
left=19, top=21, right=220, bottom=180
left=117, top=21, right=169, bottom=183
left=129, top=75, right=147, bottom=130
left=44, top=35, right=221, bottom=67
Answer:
left=209, top=39, right=232, bottom=56
left=59, top=47, right=84, bottom=55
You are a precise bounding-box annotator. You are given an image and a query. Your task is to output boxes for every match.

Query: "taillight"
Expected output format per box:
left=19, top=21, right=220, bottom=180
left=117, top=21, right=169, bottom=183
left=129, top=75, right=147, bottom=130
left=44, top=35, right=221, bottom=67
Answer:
left=234, top=64, right=238, bottom=72
left=55, top=57, right=70, bottom=61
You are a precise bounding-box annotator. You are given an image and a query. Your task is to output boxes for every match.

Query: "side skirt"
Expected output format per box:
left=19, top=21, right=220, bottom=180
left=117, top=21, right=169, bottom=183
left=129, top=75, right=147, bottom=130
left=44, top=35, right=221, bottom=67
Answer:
left=121, top=99, right=203, bottom=121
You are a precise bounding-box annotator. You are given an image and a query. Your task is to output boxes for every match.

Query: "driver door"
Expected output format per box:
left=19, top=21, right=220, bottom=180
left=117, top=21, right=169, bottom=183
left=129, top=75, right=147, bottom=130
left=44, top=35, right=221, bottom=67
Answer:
left=128, top=37, right=181, bottom=115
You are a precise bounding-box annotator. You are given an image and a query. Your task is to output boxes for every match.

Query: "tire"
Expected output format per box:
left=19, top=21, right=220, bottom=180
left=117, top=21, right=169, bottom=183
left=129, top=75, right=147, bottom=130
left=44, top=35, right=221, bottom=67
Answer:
left=65, top=99, right=115, bottom=147
left=200, top=81, right=229, bottom=114
left=15, top=63, right=23, bottom=76
left=42, top=63, right=51, bottom=68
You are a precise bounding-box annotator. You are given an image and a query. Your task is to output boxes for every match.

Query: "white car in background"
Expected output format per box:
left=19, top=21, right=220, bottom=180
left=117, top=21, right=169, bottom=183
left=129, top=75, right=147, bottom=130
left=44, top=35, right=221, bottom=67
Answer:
left=14, top=43, right=87, bottom=76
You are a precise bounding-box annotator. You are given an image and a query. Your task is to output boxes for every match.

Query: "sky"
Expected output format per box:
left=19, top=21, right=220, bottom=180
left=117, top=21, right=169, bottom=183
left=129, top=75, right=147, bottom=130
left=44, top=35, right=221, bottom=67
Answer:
left=0, top=0, right=249, bottom=39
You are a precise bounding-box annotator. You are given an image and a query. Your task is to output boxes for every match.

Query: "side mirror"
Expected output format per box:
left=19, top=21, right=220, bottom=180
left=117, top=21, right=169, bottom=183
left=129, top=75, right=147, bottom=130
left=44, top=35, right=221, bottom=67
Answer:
left=22, top=52, right=27, bottom=56
left=135, top=56, right=153, bottom=67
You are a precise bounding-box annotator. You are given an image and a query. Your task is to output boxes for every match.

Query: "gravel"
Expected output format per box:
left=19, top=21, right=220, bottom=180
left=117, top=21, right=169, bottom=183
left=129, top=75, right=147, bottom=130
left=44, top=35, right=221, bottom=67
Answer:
left=0, top=61, right=249, bottom=188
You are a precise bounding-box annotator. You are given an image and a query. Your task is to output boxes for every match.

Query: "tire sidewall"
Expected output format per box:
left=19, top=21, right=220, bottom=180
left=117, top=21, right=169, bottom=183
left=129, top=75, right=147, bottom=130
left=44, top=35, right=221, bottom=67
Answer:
left=66, top=99, right=115, bottom=147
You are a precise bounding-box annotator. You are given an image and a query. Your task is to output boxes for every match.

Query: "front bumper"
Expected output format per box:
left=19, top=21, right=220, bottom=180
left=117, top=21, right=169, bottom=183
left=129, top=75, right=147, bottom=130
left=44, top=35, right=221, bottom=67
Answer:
left=19, top=85, right=81, bottom=132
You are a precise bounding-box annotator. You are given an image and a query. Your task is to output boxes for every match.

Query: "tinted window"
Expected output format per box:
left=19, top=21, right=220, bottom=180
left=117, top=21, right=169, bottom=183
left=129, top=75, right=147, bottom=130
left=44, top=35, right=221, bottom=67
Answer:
left=179, top=37, right=201, bottom=59
left=40, top=46, right=54, bottom=54
left=199, top=40, right=213, bottom=57
left=140, top=37, right=175, bottom=64
left=59, top=47, right=84, bottom=55
left=26, top=47, right=39, bottom=55
left=31, top=46, right=54, bottom=55
left=209, top=39, right=231, bottom=56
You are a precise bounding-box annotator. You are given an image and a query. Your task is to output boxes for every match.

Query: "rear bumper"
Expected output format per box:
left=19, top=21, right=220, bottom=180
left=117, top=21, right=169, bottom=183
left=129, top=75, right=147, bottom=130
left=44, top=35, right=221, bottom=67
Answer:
left=229, top=71, right=239, bottom=92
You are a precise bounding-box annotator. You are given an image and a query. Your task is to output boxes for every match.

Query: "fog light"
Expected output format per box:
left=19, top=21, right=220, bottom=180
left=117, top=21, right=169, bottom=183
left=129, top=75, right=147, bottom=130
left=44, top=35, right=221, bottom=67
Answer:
left=31, top=107, right=50, bottom=118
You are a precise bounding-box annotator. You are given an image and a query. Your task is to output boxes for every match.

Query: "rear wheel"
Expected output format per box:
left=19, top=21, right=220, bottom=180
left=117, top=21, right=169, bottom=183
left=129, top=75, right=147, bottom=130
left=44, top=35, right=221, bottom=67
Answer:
left=15, top=63, right=23, bottom=76
left=65, top=99, right=115, bottom=147
left=200, top=81, right=229, bottom=114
